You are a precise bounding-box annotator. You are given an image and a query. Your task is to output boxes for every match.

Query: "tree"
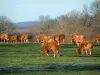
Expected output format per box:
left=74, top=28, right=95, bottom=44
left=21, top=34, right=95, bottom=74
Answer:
left=0, top=16, right=15, bottom=33
left=80, top=4, right=91, bottom=27
left=90, top=0, right=100, bottom=32
left=38, top=15, right=56, bottom=33
left=90, top=0, right=100, bottom=16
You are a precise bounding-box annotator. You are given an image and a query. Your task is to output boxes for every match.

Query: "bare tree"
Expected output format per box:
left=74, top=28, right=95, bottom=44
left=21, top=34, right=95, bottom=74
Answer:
left=90, top=0, right=100, bottom=32
left=0, top=16, right=15, bottom=33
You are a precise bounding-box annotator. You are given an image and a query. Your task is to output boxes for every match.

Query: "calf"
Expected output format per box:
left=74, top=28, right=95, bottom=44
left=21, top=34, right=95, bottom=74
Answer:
left=77, top=41, right=92, bottom=55
left=40, top=39, right=59, bottom=57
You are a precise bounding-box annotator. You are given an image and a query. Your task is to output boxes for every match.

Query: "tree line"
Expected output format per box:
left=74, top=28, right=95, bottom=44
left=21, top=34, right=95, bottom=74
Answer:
left=0, top=0, right=100, bottom=41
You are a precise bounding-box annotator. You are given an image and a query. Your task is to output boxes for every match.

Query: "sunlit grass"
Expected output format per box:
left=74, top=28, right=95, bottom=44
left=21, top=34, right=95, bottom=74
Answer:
left=0, top=43, right=100, bottom=65
left=0, top=43, right=100, bottom=74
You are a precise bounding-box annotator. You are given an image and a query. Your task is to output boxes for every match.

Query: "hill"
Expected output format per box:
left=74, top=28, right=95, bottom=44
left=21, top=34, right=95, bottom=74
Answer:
left=15, top=21, right=33, bottom=27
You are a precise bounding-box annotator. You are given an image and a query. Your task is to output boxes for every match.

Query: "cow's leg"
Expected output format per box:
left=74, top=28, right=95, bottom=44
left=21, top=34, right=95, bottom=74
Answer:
left=97, top=39, right=99, bottom=43
left=89, top=49, right=91, bottom=55
left=63, top=39, right=64, bottom=43
left=44, top=50, right=49, bottom=56
left=54, top=53, right=56, bottom=57
left=26, top=40, right=27, bottom=43
left=53, top=50, right=57, bottom=57
left=7, top=39, right=8, bottom=43
left=56, top=50, right=59, bottom=57
left=76, top=42, right=79, bottom=47
left=73, top=40, right=76, bottom=46
left=24, top=40, right=25, bottom=42
left=25, top=40, right=26, bottom=43
left=24, top=40, right=25, bottom=43
left=85, top=50, right=88, bottom=55
left=58, top=41, right=60, bottom=46
left=46, top=52, right=49, bottom=56
left=4, top=40, right=5, bottom=43
left=98, top=39, right=100, bottom=42
left=26, top=40, right=29, bottom=43
left=81, top=49, right=84, bottom=55
left=56, top=46, right=60, bottom=57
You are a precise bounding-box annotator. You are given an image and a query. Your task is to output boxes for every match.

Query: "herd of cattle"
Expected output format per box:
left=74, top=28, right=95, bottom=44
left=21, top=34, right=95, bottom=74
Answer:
left=0, top=33, right=28, bottom=43
left=0, top=33, right=100, bottom=57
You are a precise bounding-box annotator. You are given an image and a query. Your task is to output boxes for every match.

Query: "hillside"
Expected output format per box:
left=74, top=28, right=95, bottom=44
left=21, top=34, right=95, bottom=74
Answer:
left=15, top=21, right=33, bottom=27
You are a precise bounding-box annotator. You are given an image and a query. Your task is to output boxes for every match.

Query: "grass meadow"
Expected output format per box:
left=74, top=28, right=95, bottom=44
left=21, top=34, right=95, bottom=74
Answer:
left=0, top=42, right=100, bottom=75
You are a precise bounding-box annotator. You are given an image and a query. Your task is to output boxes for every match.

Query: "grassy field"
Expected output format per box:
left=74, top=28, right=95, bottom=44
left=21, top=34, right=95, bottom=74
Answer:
left=0, top=42, right=100, bottom=75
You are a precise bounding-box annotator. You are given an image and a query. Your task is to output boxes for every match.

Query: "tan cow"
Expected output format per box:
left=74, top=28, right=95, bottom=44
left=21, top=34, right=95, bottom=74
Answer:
left=20, top=34, right=29, bottom=43
left=70, top=33, right=85, bottom=46
left=9, top=35, right=17, bottom=42
left=59, top=34, right=65, bottom=43
left=35, top=34, right=47, bottom=42
left=51, top=34, right=60, bottom=46
left=77, top=41, right=92, bottom=55
left=0, top=33, right=9, bottom=43
left=95, top=34, right=100, bottom=43
left=40, top=39, right=59, bottom=57
left=36, top=34, right=65, bottom=46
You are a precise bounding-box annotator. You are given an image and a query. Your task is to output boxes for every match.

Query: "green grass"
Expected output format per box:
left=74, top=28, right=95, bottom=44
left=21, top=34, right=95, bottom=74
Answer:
left=0, top=43, right=100, bottom=74
left=0, top=43, right=100, bottom=65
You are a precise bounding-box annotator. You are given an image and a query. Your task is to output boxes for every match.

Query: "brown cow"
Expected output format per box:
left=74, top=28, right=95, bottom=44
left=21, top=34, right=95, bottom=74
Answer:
left=36, top=34, right=65, bottom=46
left=51, top=34, right=60, bottom=46
left=35, top=34, right=47, bottom=42
left=9, top=35, right=17, bottom=42
left=59, top=34, right=65, bottom=43
left=20, top=34, right=29, bottom=43
left=51, top=34, right=65, bottom=44
left=40, top=39, right=59, bottom=57
left=35, top=34, right=58, bottom=46
left=95, top=34, right=100, bottom=43
left=0, top=33, right=9, bottom=43
left=77, top=41, right=92, bottom=55
left=70, top=33, right=85, bottom=46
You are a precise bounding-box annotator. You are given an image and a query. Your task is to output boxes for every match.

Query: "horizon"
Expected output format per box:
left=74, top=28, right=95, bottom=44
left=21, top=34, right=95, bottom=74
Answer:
left=0, top=0, right=94, bottom=22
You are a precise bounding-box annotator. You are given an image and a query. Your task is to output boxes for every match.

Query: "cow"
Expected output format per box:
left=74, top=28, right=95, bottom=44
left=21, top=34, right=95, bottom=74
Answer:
left=59, top=34, right=65, bottom=43
left=35, top=34, right=57, bottom=45
left=51, top=34, right=60, bottom=46
left=77, top=41, right=92, bottom=55
left=35, top=34, right=47, bottom=42
left=95, top=34, right=100, bottom=43
left=20, top=34, right=29, bottom=43
left=0, top=33, right=9, bottom=43
left=70, top=33, right=85, bottom=46
left=36, top=34, right=65, bottom=46
left=9, top=35, right=17, bottom=43
left=40, top=38, right=59, bottom=57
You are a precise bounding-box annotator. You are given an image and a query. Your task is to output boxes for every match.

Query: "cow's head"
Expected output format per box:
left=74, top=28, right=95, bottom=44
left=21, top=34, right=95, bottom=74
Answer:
left=77, top=48, right=81, bottom=54
left=40, top=50, right=44, bottom=55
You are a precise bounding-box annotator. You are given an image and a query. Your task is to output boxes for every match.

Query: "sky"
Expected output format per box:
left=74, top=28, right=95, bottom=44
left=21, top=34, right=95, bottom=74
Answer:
left=0, top=0, right=94, bottom=22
